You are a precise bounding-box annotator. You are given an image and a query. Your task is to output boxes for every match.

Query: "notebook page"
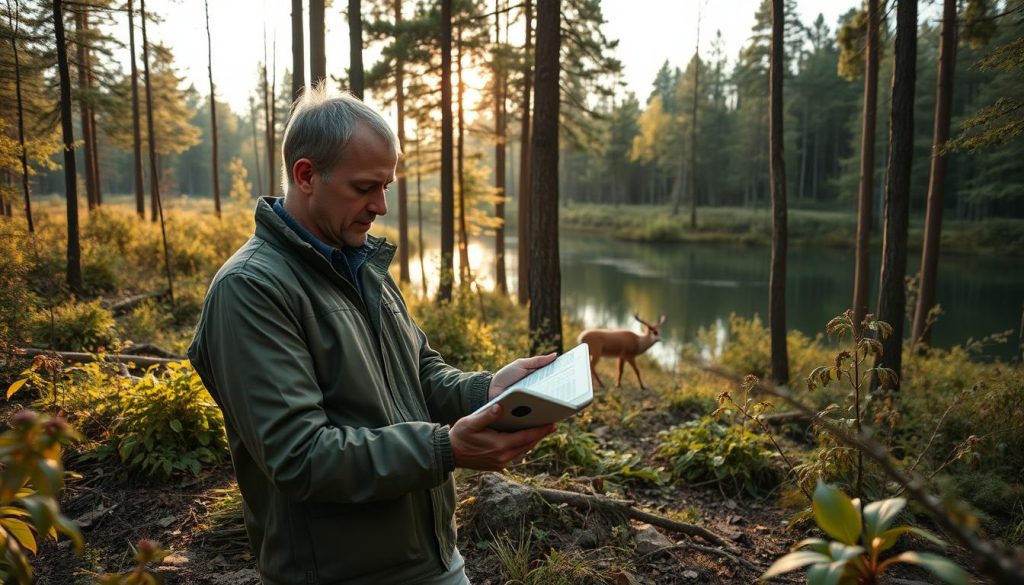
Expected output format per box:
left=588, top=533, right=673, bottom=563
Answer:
left=513, top=344, right=592, bottom=406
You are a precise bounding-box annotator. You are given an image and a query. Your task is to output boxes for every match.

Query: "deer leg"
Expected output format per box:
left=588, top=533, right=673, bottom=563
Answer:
left=616, top=357, right=625, bottom=387
left=589, top=355, right=605, bottom=388
left=627, top=357, right=646, bottom=391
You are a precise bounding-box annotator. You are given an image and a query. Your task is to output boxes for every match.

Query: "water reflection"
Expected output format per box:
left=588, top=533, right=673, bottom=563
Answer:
left=387, top=226, right=1024, bottom=367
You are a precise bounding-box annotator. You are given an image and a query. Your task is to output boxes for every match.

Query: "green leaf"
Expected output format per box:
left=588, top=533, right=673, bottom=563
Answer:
left=6, top=378, right=28, bottom=400
left=762, top=550, right=831, bottom=580
left=862, top=497, right=905, bottom=542
left=169, top=419, right=183, bottom=433
left=813, top=482, right=862, bottom=545
left=807, top=560, right=848, bottom=585
left=792, top=538, right=831, bottom=554
left=827, top=541, right=864, bottom=561
left=883, top=552, right=968, bottom=585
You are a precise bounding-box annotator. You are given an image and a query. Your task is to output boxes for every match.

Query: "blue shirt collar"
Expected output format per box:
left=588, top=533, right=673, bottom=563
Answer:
left=272, top=199, right=338, bottom=260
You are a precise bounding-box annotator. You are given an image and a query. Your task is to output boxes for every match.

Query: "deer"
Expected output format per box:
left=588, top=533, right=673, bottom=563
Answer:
left=577, top=314, right=666, bottom=391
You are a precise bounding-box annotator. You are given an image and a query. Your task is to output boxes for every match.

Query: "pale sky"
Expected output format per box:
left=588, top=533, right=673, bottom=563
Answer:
left=141, top=0, right=864, bottom=116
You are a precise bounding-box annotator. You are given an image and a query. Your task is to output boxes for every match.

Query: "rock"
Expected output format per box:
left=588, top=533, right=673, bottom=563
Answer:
left=472, top=473, right=536, bottom=534
left=633, top=524, right=673, bottom=555
left=683, top=570, right=700, bottom=580
left=210, top=568, right=261, bottom=585
left=572, top=528, right=599, bottom=548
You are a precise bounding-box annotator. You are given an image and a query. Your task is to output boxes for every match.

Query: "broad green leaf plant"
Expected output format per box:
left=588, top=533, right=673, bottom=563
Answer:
left=762, top=482, right=968, bottom=585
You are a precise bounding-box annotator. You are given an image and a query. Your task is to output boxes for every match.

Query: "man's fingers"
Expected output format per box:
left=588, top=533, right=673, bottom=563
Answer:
left=503, top=423, right=556, bottom=450
left=518, top=352, right=558, bottom=371
left=464, top=404, right=503, bottom=431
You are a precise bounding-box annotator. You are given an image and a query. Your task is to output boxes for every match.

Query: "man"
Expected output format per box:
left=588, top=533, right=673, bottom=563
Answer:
left=187, top=86, right=556, bottom=585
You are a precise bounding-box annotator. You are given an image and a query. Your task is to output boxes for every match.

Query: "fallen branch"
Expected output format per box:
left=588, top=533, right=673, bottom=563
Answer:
left=18, top=347, right=182, bottom=368
left=491, top=474, right=736, bottom=551
left=106, top=289, right=169, bottom=314
left=759, top=410, right=809, bottom=425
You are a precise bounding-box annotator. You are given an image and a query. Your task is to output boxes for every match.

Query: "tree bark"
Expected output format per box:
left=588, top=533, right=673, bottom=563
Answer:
left=516, top=0, right=533, bottom=306
left=75, top=7, right=97, bottom=211
left=768, top=0, right=789, bottom=386
left=249, top=95, right=263, bottom=192
left=456, top=29, right=472, bottom=286
left=348, top=0, right=364, bottom=98
left=852, top=0, right=879, bottom=332
left=54, top=0, right=82, bottom=293
left=689, top=7, right=700, bottom=230
left=528, top=0, right=561, bottom=355
left=438, top=0, right=455, bottom=302
left=415, top=138, right=427, bottom=297
left=912, top=0, right=956, bottom=346
left=309, top=0, right=326, bottom=87
left=140, top=0, right=174, bottom=304
left=291, top=0, right=304, bottom=99
left=395, top=0, right=409, bottom=284
left=9, top=0, right=34, bottom=232
left=494, top=1, right=508, bottom=295
left=205, top=0, right=221, bottom=218
left=875, top=0, right=918, bottom=393
left=128, top=0, right=145, bottom=219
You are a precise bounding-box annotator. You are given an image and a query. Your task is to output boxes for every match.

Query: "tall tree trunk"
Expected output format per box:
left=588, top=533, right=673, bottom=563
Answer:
left=528, top=0, right=561, bottom=355
left=263, top=29, right=276, bottom=196
left=53, top=0, right=82, bottom=293
left=516, top=0, right=533, bottom=306
left=309, top=0, right=326, bottom=86
left=249, top=95, right=263, bottom=193
left=456, top=29, right=472, bottom=285
left=853, top=0, right=879, bottom=331
left=89, top=88, right=101, bottom=204
left=438, top=0, right=455, bottom=302
left=141, top=0, right=174, bottom=303
left=875, top=0, right=917, bottom=393
left=291, top=0, right=304, bottom=99
left=395, top=0, right=410, bottom=283
left=348, top=0, right=364, bottom=98
left=689, top=4, right=700, bottom=230
left=494, top=0, right=508, bottom=295
left=415, top=138, right=427, bottom=296
left=75, top=7, right=97, bottom=211
left=128, top=0, right=145, bottom=219
left=768, top=0, right=789, bottom=386
left=9, top=0, right=34, bottom=232
left=205, top=0, right=221, bottom=218
left=912, top=0, right=956, bottom=346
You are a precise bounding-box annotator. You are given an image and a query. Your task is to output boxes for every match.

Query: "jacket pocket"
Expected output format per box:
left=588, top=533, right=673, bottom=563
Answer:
left=305, top=494, right=427, bottom=581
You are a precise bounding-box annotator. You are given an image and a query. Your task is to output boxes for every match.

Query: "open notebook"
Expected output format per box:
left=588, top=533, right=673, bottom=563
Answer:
left=474, top=343, right=594, bottom=431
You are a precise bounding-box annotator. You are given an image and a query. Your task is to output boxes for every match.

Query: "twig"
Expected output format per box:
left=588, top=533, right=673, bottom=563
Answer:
left=491, top=474, right=736, bottom=551
left=641, top=541, right=761, bottom=575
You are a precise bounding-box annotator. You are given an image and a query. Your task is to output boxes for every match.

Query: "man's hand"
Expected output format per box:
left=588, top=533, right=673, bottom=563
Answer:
left=488, top=353, right=557, bottom=400
left=449, top=404, right=555, bottom=471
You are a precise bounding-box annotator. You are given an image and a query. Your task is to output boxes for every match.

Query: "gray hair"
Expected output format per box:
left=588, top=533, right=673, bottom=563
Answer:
left=280, top=84, right=399, bottom=195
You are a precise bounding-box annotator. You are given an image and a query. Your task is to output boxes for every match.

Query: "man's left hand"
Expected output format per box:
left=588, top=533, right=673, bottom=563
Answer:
left=487, top=353, right=558, bottom=400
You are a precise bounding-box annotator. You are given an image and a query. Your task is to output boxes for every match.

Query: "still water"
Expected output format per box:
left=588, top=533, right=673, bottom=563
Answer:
left=396, top=229, right=1023, bottom=368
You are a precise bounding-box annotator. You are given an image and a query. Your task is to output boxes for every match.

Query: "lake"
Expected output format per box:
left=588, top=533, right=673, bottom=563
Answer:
left=392, top=227, right=1024, bottom=368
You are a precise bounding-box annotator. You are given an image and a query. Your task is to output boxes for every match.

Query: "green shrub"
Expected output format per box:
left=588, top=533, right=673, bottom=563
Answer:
left=27, top=299, right=118, bottom=352
left=656, top=415, right=779, bottom=495
left=528, top=424, right=666, bottom=486
left=91, top=361, right=228, bottom=478
left=0, top=222, right=36, bottom=343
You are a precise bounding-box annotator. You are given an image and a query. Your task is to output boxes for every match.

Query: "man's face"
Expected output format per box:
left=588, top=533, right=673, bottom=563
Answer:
left=305, top=123, right=397, bottom=249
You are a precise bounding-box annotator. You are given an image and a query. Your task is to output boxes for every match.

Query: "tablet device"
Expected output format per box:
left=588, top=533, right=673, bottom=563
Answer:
left=474, top=343, right=594, bottom=432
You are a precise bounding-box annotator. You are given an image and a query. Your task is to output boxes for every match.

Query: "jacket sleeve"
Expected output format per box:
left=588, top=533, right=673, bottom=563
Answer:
left=188, top=272, right=451, bottom=504
left=415, top=328, right=492, bottom=426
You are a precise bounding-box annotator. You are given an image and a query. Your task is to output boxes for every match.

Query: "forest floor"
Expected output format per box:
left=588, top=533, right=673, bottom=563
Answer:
left=13, top=370, right=982, bottom=585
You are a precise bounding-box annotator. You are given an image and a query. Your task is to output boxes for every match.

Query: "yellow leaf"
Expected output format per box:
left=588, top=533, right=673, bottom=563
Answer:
left=0, top=518, right=38, bottom=554
left=6, top=378, right=28, bottom=400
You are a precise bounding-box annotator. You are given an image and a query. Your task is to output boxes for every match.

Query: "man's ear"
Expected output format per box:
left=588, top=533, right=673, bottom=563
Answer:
left=292, top=159, right=316, bottom=194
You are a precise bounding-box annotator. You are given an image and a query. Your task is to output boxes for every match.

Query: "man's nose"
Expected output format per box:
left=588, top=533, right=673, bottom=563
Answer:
left=368, top=187, right=388, bottom=216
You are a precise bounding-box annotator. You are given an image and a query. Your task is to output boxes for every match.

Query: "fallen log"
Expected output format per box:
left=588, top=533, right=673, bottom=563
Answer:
left=107, top=289, right=170, bottom=314
left=18, top=347, right=182, bottom=368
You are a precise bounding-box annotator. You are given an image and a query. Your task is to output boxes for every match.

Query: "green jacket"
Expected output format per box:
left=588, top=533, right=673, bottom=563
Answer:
left=188, top=197, right=491, bottom=584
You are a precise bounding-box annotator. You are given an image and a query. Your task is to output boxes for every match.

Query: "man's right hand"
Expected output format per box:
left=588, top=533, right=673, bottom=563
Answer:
left=449, top=404, right=556, bottom=471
